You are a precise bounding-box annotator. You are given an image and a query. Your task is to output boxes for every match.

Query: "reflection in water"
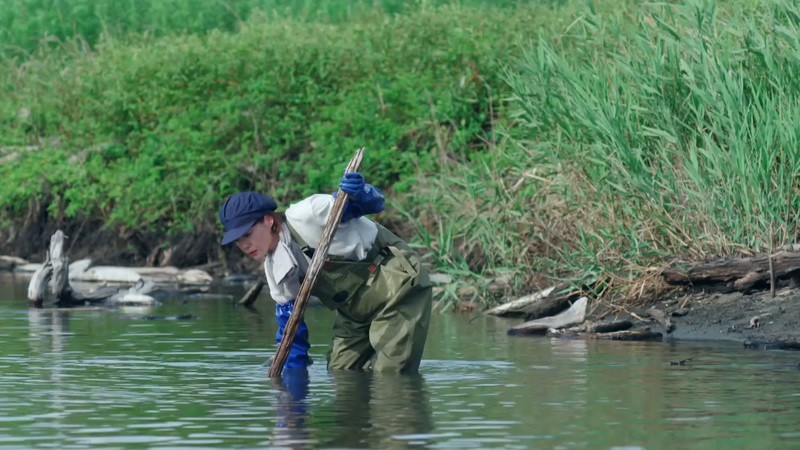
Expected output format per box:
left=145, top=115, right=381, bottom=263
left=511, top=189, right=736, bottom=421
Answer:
left=3, top=275, right=800, bottom=449
left=325, top=371, right=434, bottom=449
left=269, top=369, right=313, bottom=449
left=26, top=309, right=71, bottom=434
left=27, top=309, right=70, bottom=357
left=268, top=370, right=434, bottom=449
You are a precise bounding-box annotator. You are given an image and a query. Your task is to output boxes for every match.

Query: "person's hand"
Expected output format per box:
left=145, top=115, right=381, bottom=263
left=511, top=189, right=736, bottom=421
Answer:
left=340, top=172, right=366, bottom=201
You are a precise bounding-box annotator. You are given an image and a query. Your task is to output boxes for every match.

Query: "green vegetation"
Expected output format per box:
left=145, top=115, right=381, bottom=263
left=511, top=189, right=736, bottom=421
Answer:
left=1, top=2, right=557, bottom=233
left=0, top=0, right=545, bottom=59
left=4, top=0, right=800, bottom=310
left=410, top=0, right=800, bottom=306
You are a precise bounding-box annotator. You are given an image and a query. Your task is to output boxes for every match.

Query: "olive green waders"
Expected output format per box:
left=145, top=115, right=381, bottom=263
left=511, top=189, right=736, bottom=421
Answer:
left=287, top=223, right=433, bottom=373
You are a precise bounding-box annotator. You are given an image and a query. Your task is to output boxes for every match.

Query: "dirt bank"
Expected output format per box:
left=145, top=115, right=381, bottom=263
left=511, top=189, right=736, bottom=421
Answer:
left=538, top=286, right=800, bottom=351
left=659, top=288, right=800, bottom=349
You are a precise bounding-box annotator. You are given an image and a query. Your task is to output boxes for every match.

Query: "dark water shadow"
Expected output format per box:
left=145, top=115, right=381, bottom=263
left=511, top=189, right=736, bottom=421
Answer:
left=324, top=371, right=434, bottom=449
left=266, top=370, right=434, bottom=449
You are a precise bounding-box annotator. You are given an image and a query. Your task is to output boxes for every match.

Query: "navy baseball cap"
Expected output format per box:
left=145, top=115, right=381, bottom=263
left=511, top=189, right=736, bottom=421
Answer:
left=219, top=192, right=278, bottom=245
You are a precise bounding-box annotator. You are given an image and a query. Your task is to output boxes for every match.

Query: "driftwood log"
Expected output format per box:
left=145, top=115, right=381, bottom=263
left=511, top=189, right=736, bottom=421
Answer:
left=20, top=259, right=212, bottom=285
left=49, top=230, right=69, bottom=302
left=485, top=286, right=556, bottom=316
left=485, top=282, right=576, bottom=319
left=238, top=280, right=265, bottom=306
left=583, top=329, right=663, bottom=341
left=507, top=297, right=588, bottom=336
left=0, top=255, right=28, bottom=271
left=27, top=251, right=53, bottom=307
left=547, top=327, right=663, bottom=342
left=662, top=251, right=800, bottom=291
left=27, top=231, right=159, bottom=307
left=646, top=307, right=674, bottom=334
left=567, top=319, right=633, bottom=334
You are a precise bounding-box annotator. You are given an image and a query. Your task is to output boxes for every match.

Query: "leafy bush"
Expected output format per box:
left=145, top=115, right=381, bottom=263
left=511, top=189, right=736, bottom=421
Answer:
left=0, top=3, right=553, bottom=236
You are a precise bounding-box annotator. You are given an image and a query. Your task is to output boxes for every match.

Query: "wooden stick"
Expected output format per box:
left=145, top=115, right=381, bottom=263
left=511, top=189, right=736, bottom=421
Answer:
left=646, top=307, right=674, bottom=333
left=238, top=279, right=265, bottom=306
left=769, top=253, right=776, bottom=298
left=769, top=222, right=775, bottom=298
left=268, top=148, right=365, bottom=378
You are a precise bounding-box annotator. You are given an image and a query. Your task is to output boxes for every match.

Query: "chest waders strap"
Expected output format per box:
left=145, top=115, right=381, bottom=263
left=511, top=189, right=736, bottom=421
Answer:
left=285, top=221, right=390, bottom=309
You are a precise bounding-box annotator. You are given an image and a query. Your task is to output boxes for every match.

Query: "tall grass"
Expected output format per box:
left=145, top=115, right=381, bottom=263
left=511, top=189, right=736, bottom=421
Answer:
left=407, top=0, right=800, bottom=308
left=0, top=0, right=545, bottom=59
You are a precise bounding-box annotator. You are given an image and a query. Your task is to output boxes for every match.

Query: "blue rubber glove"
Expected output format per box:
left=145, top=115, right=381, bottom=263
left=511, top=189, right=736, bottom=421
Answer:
left=334, top=172, right=386, bottom=222
left=275, top=301, right=312, bottom=370
left=340, top=172, right=368, bottom=201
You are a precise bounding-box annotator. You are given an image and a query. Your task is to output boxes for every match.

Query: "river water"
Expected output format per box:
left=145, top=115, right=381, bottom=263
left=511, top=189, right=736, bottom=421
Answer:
left=1, top=273, right=800, bottom=449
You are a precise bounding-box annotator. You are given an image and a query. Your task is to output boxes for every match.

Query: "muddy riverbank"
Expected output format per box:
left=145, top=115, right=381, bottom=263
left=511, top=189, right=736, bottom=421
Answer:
left=658, top=288, right=800, bottom=349
left=4, top=226, right=800, bottom=351
left=506, top=285, right=800, bottom=352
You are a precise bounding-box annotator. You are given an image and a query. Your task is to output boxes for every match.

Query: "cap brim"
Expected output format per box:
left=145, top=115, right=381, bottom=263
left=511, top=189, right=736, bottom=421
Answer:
left=221, top=220, right=257, bottom=246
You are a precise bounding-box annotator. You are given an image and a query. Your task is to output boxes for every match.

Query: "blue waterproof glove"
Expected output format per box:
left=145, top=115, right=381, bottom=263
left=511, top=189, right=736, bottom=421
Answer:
left=335, top=172, right=386, bottom=222
left=275, top=301, right=312, bottom=370
left=340, top=172, right=368, bottom=201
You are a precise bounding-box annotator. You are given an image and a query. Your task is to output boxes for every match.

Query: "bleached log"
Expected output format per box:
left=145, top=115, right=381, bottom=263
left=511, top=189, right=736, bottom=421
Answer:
left=646, top=307, right=674, bottom=333
left=49, top=231, right=69, bottom=301
left=21, top=259, right=213, bottom=285
left=69, top=283, right=122, bottom=303
left=27, top=231, right=167, bottom=307
left=583, top=329, right=663, bottom=342
left=69, top=259, right=143, bottom=283
left=486, top=282, right=577, bottom=320
left=16, top=263, right=43, bottom=273
left=507, top=297, right=588, bottom=336
left=106, top=280, right=157, bottom=306
left=69, top=259, right=211, bottom=284
left=175, top=269, right=213, bottom=285
left=0, top=255, right=29, bottom=270
left=27, top=252, right=52, bottom=304
left=567, top=319, right=633, bottom=334
left=114, top=266, right=212, bottom=284
left=68, top=259, right=92, bottom=275
left=238, top=280, right=265, bottom=306
left=485, top=286, right=556, bottom=316
left=71, top=267, right=142, bottom=283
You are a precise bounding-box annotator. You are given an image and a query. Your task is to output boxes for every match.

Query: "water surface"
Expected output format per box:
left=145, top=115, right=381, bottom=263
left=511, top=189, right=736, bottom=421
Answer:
left=1, top=273, right=799, bottom=449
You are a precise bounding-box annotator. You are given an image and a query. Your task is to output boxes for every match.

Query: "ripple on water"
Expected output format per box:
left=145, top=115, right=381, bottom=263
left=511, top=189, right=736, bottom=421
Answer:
left=4, top=285, right=800, bottom=449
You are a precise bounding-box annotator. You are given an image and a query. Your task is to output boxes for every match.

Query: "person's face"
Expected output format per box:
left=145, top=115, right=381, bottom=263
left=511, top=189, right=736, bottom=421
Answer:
left=236, top=216, right=279, bottom=261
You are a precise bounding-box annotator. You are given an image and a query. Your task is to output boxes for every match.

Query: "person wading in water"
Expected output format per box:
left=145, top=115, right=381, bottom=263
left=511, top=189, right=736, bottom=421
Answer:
left=219, top=172, right=432, bottom=373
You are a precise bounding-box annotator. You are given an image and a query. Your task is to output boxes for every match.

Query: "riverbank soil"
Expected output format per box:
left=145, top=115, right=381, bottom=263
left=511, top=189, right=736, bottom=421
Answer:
left=659, top=288, right=800, bottom=349
left=551, top=285, right=800, bottom=350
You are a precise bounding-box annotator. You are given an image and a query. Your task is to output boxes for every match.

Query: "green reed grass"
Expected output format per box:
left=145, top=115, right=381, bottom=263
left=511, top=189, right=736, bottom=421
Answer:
left=406, top=0, right=800, bottom=308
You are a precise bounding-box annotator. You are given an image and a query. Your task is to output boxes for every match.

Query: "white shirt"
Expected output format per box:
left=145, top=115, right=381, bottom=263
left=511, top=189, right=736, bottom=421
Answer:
left=263, top=194, right=378, bottom=303
left=285, top=194, right=378, bottom=261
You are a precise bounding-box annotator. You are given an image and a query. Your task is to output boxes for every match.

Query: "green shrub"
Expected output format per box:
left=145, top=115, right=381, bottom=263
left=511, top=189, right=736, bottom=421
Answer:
left=0, top=4, right=554, bottom=235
